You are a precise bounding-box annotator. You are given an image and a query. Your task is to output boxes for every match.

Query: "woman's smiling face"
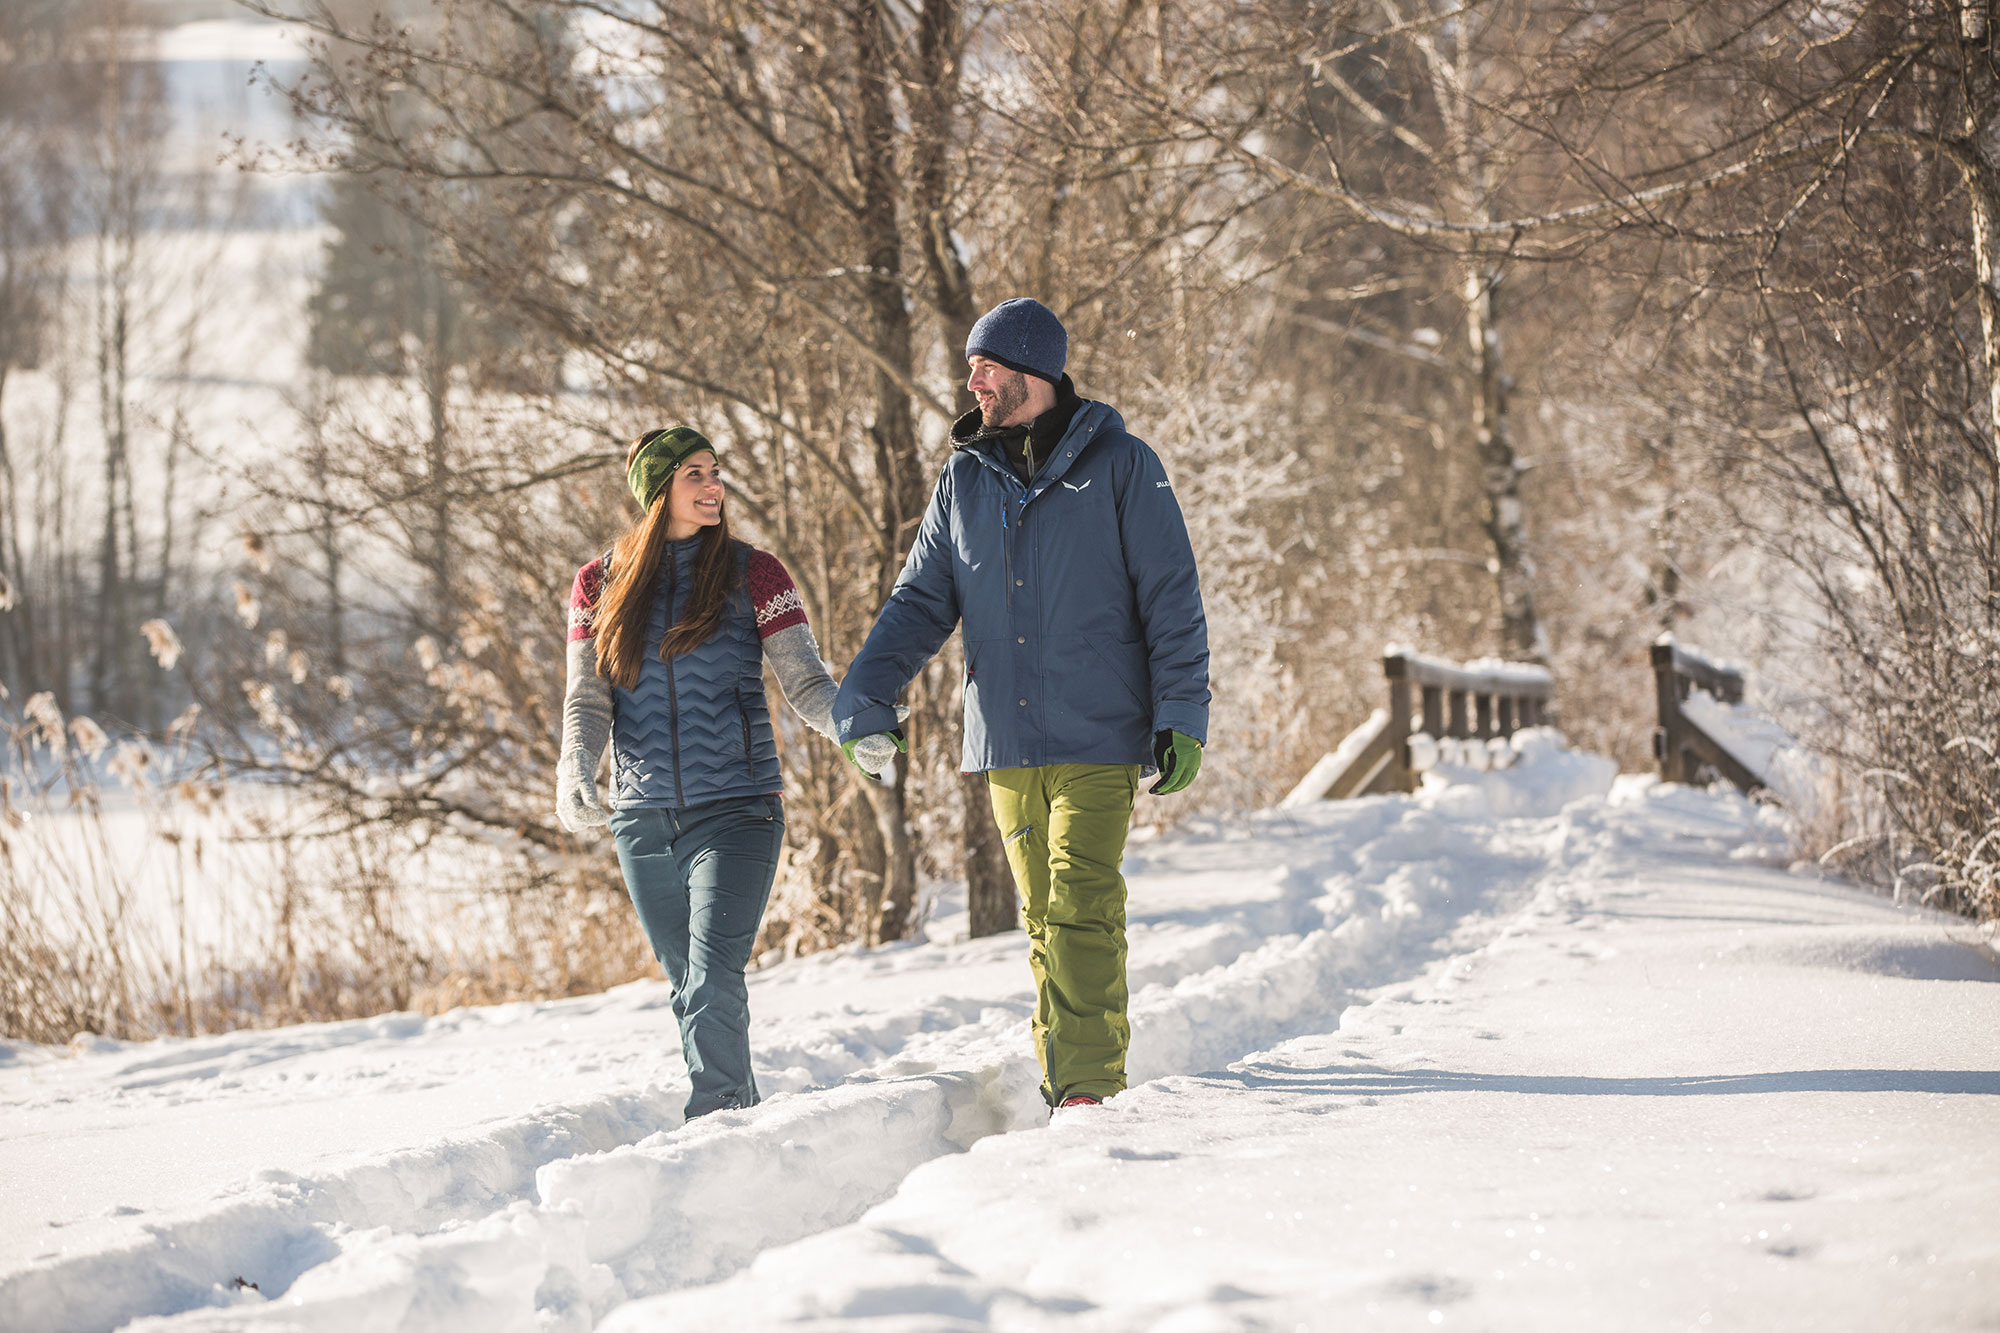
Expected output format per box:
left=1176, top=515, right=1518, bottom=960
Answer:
left=664, top=451, right=722, bottom=538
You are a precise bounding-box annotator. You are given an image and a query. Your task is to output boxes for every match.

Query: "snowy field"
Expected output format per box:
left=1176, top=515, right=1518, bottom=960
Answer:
left=3, top=737, right=1997, bottom=1332
left=1, top=775, right=573, bottom=1031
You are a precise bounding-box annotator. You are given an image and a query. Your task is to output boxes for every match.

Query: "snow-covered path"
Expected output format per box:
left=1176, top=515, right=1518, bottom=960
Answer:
left=625, top=849, right=2000, bottom=1331
left=4, top=745, right=1997, bottom=1331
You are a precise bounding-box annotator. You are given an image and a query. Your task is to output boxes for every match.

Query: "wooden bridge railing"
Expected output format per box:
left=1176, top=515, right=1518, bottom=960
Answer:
left=1284, top=649, right=1555, bottom=804
left=1286, top=637, right=1772, bottom=807
left=1650, top=636, right=1764, bottom=795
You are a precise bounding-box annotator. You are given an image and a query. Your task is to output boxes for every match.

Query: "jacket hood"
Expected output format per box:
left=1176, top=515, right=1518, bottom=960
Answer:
left=952, top=383, right=1124, bottom=482
left=951, top=373, right=1086, bottom=449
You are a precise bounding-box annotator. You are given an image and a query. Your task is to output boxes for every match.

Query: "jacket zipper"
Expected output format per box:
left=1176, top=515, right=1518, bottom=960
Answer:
left=1001, top=482, right=1029, bottom=610
left=961, top=437, right=1063, bottom=611
left=1002, top=495, right=1013, bottom=610
left=665, top=544, right=685, bottom=807
left=955, top=419, right=1094, bottom=695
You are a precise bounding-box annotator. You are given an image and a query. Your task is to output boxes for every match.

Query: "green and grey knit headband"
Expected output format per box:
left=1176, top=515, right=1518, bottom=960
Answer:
left=627, top=426, right=717, bottom=511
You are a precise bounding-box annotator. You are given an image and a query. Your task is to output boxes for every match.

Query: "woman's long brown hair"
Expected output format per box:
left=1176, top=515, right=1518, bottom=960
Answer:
left=592, top=438, right=740, bottom=690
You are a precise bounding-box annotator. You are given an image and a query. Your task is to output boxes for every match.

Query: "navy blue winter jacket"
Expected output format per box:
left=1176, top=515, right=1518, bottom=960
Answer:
left=834, top=398, right=1209, bottom=773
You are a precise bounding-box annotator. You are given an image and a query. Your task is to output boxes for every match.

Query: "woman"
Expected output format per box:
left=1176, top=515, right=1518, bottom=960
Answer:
left=555, top=425, right=899, bottom=1119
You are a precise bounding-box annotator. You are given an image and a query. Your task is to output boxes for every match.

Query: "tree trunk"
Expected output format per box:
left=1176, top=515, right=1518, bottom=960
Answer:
left=91, top=225, right=132, bottom=717
left=1639, top=408, right=1687, bottom=632
left=911, top=0, right=1016, bottom=936
left=851, top=0, right=924, bottom=940
left=1422, top=18, right=1546, bottom=667
left=0, top=365, right=36, bottom=696
left=1958, top=3, right=2000, bottom=622
left=41, top=378, right=75, bottom=714
left=1463, top=258, right=1546, bottom=662
left=317, top=441, right=347, bottom=679
left=420, top=244, right=455, bottom=628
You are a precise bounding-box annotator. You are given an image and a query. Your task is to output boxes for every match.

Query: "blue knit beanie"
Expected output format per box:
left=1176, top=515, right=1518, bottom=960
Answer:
left=965, top=298, right=1067, bottom=384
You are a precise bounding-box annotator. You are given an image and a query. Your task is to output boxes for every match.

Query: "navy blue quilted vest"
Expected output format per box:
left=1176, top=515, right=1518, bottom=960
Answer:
left=610, top=538, right=781, bottom=809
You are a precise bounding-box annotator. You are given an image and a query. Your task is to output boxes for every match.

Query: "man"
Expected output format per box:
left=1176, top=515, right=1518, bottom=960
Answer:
left=834, top=297, right=1210, bottom=1110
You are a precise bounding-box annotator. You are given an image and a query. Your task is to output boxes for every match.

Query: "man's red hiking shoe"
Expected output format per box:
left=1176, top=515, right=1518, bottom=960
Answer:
left=1057, top=1094, right=1101, bottom=1108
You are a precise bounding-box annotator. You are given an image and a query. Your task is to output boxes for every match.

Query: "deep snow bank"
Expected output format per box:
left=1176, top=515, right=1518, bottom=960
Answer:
left=10, top=741, right=1938, bottom=1333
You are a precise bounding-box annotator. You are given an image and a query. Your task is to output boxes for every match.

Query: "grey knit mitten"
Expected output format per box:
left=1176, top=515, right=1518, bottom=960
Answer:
left=555, top=751, right=610, bottom=832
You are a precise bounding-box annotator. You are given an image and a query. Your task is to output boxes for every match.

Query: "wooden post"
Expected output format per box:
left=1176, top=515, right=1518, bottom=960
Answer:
left=1650, top=639, right=1761, bottom=793
left=1448, top=689, right=1468, bottom=738
left=1497, top=696, right=1516, bottom=736
left=1651, top=641, right=1680, bottom=783
left=1384, top=652, right=1414, bottom=792
left=1475, top=693, right=1493, bottom=739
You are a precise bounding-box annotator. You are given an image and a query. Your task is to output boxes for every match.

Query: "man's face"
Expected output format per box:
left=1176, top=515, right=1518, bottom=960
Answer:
left=967, top=356, right=1032, bottom=428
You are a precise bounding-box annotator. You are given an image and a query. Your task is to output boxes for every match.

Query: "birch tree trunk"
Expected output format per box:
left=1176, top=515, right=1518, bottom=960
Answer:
left=1430, top=5, right=1547, bottom=666
left=1462, top=258, right=1546, bottom=661
left=1957, top=0, right=2000, bottom=620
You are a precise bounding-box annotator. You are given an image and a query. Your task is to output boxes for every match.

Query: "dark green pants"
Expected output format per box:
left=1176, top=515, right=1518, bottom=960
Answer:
left=987, top=763, right=1140, bottom=1105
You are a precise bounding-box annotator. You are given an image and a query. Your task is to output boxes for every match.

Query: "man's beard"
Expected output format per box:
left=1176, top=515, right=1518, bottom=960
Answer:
left=980, top=371, right=1030, bottom=427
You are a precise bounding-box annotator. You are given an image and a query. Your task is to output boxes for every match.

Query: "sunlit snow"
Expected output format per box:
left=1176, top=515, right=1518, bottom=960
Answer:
left=4, top=743, right=1996, bottom=1331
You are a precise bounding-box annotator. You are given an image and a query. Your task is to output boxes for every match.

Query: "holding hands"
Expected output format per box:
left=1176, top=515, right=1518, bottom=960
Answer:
left=841, top=705, right=914, bottom=779
left=842, top=728, right=906, bottom=778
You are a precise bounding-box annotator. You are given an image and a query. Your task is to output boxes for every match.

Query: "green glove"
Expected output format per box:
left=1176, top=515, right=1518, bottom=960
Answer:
left=1150, top=729, right=1202, bottom=795
left=842, top=727, right=906, bottom=778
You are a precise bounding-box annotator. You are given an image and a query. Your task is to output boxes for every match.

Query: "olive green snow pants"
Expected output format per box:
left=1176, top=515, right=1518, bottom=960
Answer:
left=987, top=763, right=1141, bottom=1105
